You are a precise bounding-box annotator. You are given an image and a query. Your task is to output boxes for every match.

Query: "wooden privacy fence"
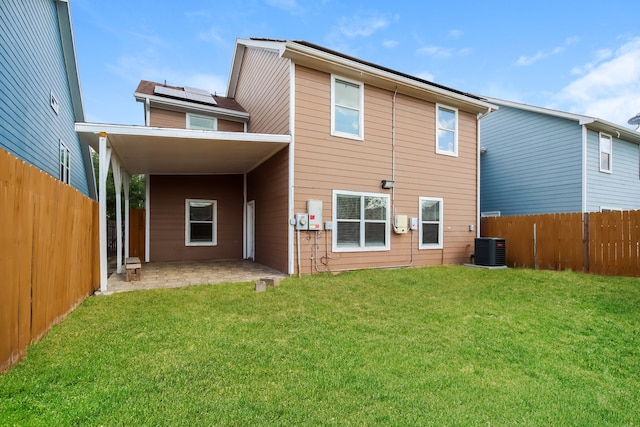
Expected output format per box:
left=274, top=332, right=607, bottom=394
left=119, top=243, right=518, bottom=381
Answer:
left=0, top=149, right=99, bottom=372
left=481, top=210, right=640, bottom=276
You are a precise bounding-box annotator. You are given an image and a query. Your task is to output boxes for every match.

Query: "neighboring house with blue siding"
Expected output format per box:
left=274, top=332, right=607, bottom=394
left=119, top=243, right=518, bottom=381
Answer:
left=480, top=98, right=640, bottom=216
left=0, top=0, right=95, bottom=198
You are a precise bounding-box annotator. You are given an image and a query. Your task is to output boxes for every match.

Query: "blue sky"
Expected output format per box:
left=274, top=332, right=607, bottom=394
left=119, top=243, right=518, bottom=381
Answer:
left=71, top=0, right=640, bottom=129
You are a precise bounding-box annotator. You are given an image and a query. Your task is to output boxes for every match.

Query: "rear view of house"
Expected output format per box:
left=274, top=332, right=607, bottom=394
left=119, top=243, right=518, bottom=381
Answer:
left=480, top=98, right=640, bottom=216
left=78, top=38, right=496, bottom=288
left=0, top=0, right=95, bottom=198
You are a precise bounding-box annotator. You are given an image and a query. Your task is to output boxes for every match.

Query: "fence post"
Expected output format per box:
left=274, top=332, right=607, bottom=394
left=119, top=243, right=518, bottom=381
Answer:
left=583, top=213, right=590, bottom=273
left=533, top=223, right=537, bottom=270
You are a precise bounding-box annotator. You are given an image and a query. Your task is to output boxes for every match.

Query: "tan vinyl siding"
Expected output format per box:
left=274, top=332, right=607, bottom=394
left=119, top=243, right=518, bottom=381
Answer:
left=247, top=147, right=289, bottom=273
left=235, top=47, right=290, bottom=134
left=149, top=107, right=186, bottom=129
left=292, top=65, right=478, bottom=273
left=149, top=175, right=244, bottom=262
left=218, top=119, right=244, bottom=132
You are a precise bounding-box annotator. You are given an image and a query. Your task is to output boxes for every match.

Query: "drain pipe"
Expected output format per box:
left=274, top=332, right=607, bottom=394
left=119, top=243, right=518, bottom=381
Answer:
left=297, top=229, right=301, bottom=277
left=314, top=230, right=414, bottom=273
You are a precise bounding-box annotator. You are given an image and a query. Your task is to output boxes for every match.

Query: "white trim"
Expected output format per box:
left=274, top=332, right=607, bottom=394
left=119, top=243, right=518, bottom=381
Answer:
left=599, top=132, right=613, bottom=174
left=418, top=197, right=444, bottom=250
left=186, top=113, right=217, bottom=131
left=331, top=75, right=364, bottom=141
left=288, top=61, right=296, bottom=274
left=134, top=92, right=250, bottom=122
left=98, top=134, right=111, bottom=292
left=145, top=174, right=150, bottom=262
left=582, top=125, right=588, bottom=213
left=283, top=40, right=496, bottom=113
left=59, top=139, right=70, bottom=183
left=435, top=104, right=458, bottom=157
left=185, top=199, right=218, bottom=246
left=332, top=190, right=390, bottom=252
left=246, top=200, right=256, bottom=260
left=75, top=122, right=290, bottom=144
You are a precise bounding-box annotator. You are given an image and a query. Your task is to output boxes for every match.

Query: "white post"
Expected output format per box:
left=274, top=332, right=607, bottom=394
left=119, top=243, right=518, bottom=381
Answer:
left=123, top=173, right=130, bottom=260
left=111, top=157, right=123, bottom=274
left=145, top=174, right=150, bottom=263
left=98, top=133, right=112, bottom=293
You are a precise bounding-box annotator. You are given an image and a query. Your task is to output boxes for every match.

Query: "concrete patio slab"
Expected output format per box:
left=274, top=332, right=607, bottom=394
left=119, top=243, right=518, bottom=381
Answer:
left=105, top=259, right=288, bottom=293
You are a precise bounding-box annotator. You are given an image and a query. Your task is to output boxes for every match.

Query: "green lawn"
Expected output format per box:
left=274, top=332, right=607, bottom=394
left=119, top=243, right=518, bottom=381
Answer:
left=1, top=266, right=639, bottom=426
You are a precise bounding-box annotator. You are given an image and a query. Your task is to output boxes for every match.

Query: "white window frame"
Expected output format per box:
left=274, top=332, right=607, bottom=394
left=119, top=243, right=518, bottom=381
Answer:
left=59, top=139, right=70, bottom=184
left=332, top=190, right=390, bottom=252
left=599, top=132, right=612, bottom=173
left=331, top=75, right=364, bottom=140
left=419, top=197, right=444, bottom=250
left=436, top=104, right=458, bottom=157
left=186, top=113, right=217, bottom=131
left=185, top=199, right=217, bottom=246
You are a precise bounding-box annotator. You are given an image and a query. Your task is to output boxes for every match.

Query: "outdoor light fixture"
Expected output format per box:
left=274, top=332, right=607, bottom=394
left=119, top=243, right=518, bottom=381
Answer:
left=381, top=180, right=395, bottom=189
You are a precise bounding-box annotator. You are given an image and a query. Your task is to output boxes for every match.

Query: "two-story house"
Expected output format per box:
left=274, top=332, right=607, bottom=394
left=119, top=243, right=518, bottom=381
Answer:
left=77, top=38, right=495, bottom=290
left=0, top=0, right=95, bottom=198
left=480, top=97, right=640, bottom=216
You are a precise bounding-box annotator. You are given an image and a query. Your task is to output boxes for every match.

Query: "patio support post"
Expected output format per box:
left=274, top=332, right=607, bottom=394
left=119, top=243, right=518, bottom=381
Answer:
left=111, top=156, right=123, bottom=274
left=123, top=172, right=130, bottom=260
left=98, top=133, right=112, bottom=293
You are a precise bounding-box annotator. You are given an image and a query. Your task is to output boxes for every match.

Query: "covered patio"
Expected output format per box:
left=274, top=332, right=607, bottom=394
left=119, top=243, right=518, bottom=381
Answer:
left=76, top=122, right=291, bottom=293
left=106, top=259, right=287, bottom=293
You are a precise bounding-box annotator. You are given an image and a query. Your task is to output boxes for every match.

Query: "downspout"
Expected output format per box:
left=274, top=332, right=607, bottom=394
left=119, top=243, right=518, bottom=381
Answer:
left=391, top=87, right=398, bottom=216
left=477, top=107, right=493, bottom=237
left=581, top=124, right=588, bottom=213
left=144, top=98, right=150, bottom=126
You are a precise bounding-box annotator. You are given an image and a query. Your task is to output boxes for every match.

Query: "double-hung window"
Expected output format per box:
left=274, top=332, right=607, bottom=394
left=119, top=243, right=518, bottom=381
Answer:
left=187, top=113, right=217, bottom=131
left=331, top=76, right=364, bottom=140
left=59, top=140, right=70, bottom=184
left=599, top=132, right=612, bottom=173
left=436, top=104, right=458, bottom=156
left=185, top=199, right=217, bottom=246
left=333, top=190, right=389, bottom=251
left=419, top=197, right=443, bottom=249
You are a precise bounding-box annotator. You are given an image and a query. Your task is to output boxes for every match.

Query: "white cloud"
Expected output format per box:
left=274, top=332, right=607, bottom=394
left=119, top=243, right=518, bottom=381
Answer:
left=383, top=40, right=398, bottom=48
left=551, top=37, right=640, bottom=126
left=266, top=0, right=305, bottom=14
left=198, top=27, right=224, bottom=45
left=448, top=29, right=463, bottom=40
left=417, top=45, right=470, bottom=59
left=516, top=36, right=579, bottom=66
left=415, top=71, right=434, bottom=82
left=337, top=14, right=389, bottom=38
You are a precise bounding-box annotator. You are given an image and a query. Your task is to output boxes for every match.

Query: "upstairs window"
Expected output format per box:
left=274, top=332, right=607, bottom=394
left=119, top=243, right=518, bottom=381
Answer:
left=333, top=190, right=389, bottom=251
left=331, top=76, right=364, bottom=140
left=599, top=132, right=612, bottom=173
left=59, top=140, right=70, bottom=184
left=187, top=113, right=217, bottom=131
left=185, top=199, right=217, bottom=246
left=419, top=197, right=443, bottom=249
left=436, top=105, right=458, bottom=156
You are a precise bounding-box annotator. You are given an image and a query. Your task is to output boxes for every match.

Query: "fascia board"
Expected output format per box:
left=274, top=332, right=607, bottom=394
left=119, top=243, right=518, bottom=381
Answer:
left=227, top=38, right=287, bottom=97
left=283, top=41, right=497, bottom=114
left=56, top=0, right=85, bottom=122
left=75, top=122, right=291, bottom=144
left=486, top=97, right=640, bottom=145
left=134, top=92, right=250, bottom=122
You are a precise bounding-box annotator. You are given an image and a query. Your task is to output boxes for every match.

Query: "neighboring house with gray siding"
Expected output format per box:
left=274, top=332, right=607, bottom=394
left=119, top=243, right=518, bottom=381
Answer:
left=480, top=98, right=640, bottom=216
left=0, top=0, right=95, bottom=198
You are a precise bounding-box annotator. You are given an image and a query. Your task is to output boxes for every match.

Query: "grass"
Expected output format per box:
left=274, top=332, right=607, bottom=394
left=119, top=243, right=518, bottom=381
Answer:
left=1, top=266, right=639, bottom=426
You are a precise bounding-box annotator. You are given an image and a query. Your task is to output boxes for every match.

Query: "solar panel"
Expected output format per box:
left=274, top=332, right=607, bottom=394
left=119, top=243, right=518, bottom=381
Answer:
left=154, top=85, right=186, bottom=99
left=184, top=86, right=210, bottom=96
left=154, top=85, right=217, bottom=106
left=185, top=92, right=217, bottom=105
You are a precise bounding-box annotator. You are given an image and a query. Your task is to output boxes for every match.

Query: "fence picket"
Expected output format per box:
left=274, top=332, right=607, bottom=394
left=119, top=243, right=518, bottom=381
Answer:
left=481, top=210, right=640, bottom=277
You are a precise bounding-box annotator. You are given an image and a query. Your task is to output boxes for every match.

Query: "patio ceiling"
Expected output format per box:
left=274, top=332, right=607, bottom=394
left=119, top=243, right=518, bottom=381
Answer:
left=75, top=122, right=291, bottom=175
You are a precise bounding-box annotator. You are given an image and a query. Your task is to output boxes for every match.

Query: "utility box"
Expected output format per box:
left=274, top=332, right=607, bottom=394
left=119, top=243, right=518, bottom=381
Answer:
left=295, top=213, right=309, bottom=230
left=393, top=215, right=408, bottom=234
left=307, top=199, right=322, bottom=230
left=474, top=237, right=506, bottom=266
